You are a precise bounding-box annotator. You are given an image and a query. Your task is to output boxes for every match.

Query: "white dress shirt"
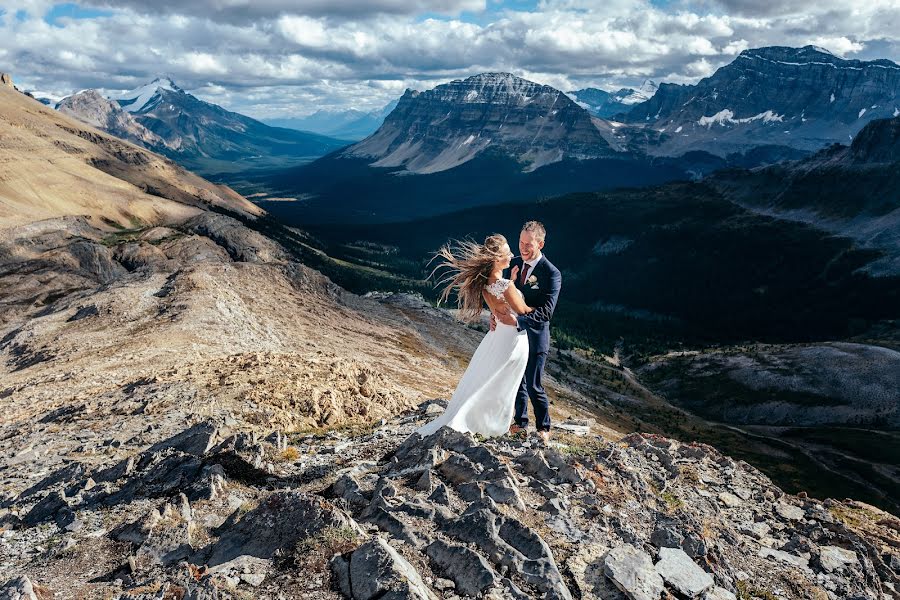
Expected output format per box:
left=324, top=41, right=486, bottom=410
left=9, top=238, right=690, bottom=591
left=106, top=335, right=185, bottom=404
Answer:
left=520, top=252, right=542, bottom=283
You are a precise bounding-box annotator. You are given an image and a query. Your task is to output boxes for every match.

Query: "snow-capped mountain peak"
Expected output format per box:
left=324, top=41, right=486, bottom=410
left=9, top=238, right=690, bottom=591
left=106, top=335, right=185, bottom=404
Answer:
left=613, top=80, right=659, bottom=105
left=116, top=77, right=183, bottom=113
left=809, top=45, right=836, bottom=57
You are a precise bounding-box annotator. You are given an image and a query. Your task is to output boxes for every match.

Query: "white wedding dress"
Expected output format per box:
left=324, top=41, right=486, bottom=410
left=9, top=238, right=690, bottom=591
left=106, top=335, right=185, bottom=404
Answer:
left=416, top=278, right=529, bottom=438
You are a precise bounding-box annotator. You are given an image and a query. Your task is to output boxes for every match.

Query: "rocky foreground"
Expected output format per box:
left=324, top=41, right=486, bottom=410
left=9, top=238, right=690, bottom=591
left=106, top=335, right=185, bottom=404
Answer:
left=2, top=402, right=898, bottom=600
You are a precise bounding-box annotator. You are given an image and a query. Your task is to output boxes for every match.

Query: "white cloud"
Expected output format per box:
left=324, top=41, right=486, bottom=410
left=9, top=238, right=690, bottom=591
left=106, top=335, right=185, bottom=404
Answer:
left=807, top=36, right=865, bottom=57
left=1, top=0, right=897, bottom=119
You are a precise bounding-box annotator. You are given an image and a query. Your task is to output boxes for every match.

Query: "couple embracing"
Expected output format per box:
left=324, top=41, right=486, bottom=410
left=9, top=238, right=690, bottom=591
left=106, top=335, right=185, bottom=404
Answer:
left=417, top=221, right=562, bottom=444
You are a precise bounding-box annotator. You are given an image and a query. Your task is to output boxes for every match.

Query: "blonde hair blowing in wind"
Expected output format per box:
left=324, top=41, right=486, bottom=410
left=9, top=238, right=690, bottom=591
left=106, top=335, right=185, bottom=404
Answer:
left=432, top=234, right=510, bottom=322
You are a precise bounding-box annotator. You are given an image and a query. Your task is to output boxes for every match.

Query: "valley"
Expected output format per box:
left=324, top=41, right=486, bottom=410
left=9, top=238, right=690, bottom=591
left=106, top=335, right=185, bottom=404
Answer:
left=268, top=117, right=900, bottom=514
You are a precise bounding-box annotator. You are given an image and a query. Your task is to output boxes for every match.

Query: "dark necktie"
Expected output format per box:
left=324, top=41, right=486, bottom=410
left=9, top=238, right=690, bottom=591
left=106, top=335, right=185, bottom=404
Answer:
left=520, top=263, right=531, bottom=285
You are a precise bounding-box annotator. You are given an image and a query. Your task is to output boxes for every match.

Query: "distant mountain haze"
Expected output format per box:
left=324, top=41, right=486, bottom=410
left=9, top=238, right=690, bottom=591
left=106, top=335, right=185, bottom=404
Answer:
left=569, top=80, right=659, bottom=118
left=264, top=99, right=399, bottom=141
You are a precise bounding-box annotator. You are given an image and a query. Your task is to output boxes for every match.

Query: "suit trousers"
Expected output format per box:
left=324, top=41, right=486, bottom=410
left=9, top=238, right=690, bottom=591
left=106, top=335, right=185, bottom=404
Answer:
left=514, top=348, right=550, bottom=431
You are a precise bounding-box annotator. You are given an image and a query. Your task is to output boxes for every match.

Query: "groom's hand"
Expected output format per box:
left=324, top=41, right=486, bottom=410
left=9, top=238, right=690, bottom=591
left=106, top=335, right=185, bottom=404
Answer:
left=494, top=312, right=517, bottom=327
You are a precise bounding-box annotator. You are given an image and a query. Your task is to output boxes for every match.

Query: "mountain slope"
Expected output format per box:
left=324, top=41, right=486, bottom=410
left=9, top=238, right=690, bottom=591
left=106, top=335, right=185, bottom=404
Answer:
left=0, top=78, right=259, bottom=230
left=55, top=89, right=167, bottom=150
left=345, top=73, right=618, bottom=174
left=708, top=116, right=900, bottom=275
left=57, top=78, right=349, bottom=174
left=264, top=150, right=688, bottom=225
left=618, top=46, right=900, bottom=157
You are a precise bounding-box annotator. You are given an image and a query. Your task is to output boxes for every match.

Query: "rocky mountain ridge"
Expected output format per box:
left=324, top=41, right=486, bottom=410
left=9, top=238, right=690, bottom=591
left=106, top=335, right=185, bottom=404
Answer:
left=345, top=72, right=618, bottom=174
left=55, top=89, right=167, bottom=150
left=617, top=46, right=900, bottom=157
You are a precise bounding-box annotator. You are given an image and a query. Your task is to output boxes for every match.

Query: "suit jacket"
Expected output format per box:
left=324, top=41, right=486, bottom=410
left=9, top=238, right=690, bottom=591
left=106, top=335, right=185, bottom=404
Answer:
left=507, top=254, right=562, bottom=352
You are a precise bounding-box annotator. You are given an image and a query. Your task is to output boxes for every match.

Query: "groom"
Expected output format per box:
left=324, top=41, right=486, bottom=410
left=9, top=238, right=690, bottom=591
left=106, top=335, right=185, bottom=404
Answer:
left=494, top=221, right=562, bottom=443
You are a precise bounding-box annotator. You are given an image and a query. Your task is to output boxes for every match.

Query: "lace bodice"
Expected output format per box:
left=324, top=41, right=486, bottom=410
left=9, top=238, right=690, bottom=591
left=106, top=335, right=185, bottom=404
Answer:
left=485, top=278, right=511, bottom=299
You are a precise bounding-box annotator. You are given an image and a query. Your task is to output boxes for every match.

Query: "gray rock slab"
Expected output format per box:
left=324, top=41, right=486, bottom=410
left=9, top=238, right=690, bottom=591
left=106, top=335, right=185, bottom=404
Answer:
left=818, top=546, right=857, bottom=572
left=603, top=544, right=664, bottom=600
left=654, top=547, right=714, bottom=597
left=0, top=576, right=38, bottom=600
left=702, top=587, right=737, bottom=600
left=147, top=421, right=219, bottom=456
left=717, top=492, right=742, bottom=508
left=758, top=547, right=809, bottom=569
left=349, top=537, right=436, bottom=600
left=426, top=539, right=498, bottom=597
left=774, top=502, right=804, bottom=521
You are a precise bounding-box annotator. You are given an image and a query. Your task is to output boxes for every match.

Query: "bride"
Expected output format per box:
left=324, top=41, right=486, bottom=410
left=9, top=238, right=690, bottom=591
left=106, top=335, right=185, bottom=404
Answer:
left=416, top=234, right=533, bottom=438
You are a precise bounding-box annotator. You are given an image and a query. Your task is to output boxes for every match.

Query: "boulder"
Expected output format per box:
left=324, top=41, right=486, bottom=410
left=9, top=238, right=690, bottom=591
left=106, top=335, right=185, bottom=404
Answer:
left=147, top=421, right=219, bottom=456
left=0, top=576, right=37, bottom=600
left=603, top=544, right=664, bottom=600
left=702, top=587, right=737, bottom=600
left=425, top=540, right=498, bottom=597
left=348, top=537, right=437, bottom=600
left=202, top=491, right=355, bottom=567
left=817, top=546, right=857, bottom=572
left=654, top=547, right=714, bottom=597
left=774, top=503, right=805, bottom=521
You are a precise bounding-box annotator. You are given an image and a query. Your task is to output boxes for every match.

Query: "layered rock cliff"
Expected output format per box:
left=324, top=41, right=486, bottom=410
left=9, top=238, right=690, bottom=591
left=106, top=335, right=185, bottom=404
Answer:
left=346, top=73, right=618, bottom=173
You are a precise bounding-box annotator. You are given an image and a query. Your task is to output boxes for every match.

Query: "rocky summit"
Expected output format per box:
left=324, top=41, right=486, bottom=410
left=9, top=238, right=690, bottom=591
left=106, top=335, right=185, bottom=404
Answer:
left=56, top=89, right=168, bottom=151
left=2, top=407, right=899, bottom=599
left=618, top=46, right=900, bottom=157
left=345, top=73, right=618, bottom=173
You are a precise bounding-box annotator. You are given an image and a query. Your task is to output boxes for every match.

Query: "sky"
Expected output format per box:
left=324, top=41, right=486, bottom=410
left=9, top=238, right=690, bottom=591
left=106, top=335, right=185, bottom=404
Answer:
left=2, top=0, right=899, bottom=120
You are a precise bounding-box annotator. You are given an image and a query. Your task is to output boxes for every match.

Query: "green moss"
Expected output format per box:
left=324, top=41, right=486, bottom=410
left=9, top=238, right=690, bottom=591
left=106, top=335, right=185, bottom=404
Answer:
left=660, top=491, right=684, bottom=511
left=736, top=581, right=778, bottom=600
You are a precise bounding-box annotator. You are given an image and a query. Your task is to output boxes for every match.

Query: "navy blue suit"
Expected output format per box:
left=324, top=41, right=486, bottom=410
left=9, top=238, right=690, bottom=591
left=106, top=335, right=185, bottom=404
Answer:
left=507, top=254, right=562, bottom=431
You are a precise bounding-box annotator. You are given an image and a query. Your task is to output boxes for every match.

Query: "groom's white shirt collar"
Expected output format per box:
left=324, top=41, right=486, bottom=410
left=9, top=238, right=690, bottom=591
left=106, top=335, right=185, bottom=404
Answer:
left=524, top=252, right=542, bottom=269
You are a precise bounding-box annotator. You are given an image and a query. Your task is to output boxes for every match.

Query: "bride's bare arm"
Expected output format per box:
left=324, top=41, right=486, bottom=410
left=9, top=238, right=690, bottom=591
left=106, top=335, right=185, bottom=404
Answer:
left=483, top=290, right=518, bottom=325
left=503, top=285, right=532, bottom=315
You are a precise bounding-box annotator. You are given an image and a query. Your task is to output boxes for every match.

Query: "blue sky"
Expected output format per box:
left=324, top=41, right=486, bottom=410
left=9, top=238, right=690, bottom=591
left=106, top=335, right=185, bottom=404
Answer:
left=2, top=0, right=898, bottom=118
left=43, top=2, right=112, bottom=23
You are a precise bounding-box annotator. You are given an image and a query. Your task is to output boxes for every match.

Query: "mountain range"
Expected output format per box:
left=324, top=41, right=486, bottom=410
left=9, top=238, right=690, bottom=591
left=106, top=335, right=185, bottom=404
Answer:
left=260, top=46, right=898, bottom=227
left=264, top=99, right=399, bottom=141
left=54, top=78, right=348, bottom=175
left=617, top=46, right=900, bottom=157
left=47, top=45, right=900, bottom=194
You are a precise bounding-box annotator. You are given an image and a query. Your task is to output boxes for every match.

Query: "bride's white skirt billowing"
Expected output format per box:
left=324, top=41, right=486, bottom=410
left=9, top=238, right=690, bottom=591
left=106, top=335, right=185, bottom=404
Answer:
left=416, top=322, right=529, bottom=438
